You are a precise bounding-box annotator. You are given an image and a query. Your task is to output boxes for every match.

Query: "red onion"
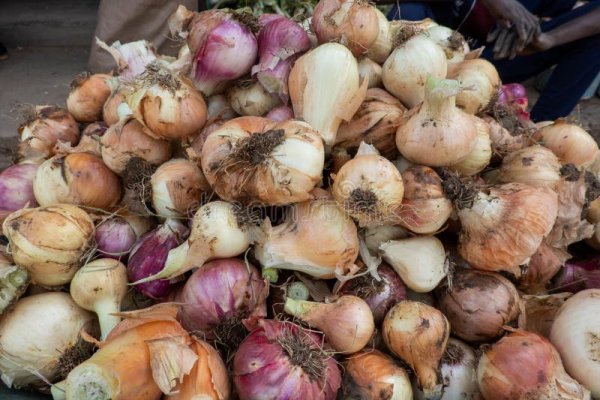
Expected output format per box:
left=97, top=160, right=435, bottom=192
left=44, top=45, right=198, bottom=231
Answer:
left=95, top=217, right=138, bottom=259
left=0, top=163, right=39, bottom=213
left=265, top=105, right=294, bottom=122
left=552, top=258, right=600, bottom=293
left=187, top=10, right=258, bottom=96
left=252, top=16, right=311, bottom=102
left=233, top=319, right=341, bottom=400
left=127, top=219, right=188, bottom=299
left=497, top=83, right=530, bottom=121
left=178, top=258, right=269, bottom=348
left=338, top=263, right=407, bottom=324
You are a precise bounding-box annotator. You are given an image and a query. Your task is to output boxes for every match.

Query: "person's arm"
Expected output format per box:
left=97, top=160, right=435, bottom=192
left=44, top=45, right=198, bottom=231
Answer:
left=482, top=0, right=540, bottom=55
left=532, top=6, right=600, bottom=50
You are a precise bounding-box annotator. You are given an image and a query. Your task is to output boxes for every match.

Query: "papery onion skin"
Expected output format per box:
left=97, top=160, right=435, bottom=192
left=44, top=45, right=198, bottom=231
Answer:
left=0, top=163, right=39, bottom=213
left=66, top=73, right=112, bottom=122
left=518, top=293, right=571, bottom=339
left=201, top=116, right=324, bottom=205
left=451, top=59, right=500, bottom=115
left=33, top=153, right=122, bottom=210
left=534, top=120, right=598, bottom=168
left=95, top=39, right=158, bottom=81
left=483, top=115, right=529, bottom=158
left=358, top=57, right=383, bottom=89
left=478, top=330, right=590, bottom=400
left=437, top=268, right=520, bottom=342
left=498, top=145, right=562, bottom=188
left=520, top=242, right=565, bottom=294
left=2, top=204, right=94, bottom=287
left=425, top=25, right=469, bottom=64
left=103, top=82, right=127, bottom=126
left=233, top=319, right=342, bottom=400
left=366, top=8, right=393, bottom=64
left=449, top=116, right=492, bottom=177
left=57, top=121, right=108, bottom=156
left=226, top=79, right=280, bottom=117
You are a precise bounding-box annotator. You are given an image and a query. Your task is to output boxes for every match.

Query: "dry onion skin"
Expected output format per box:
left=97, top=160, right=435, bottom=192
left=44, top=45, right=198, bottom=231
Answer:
left=332, top=142, right=404, bottom=227
left=450, top=58, right=501, bottom=115
left=478, top=330, right=590, bottom=400
left=358, top=57, right=383, bottom=89
left=201, top=116, right=324, bottom=205
left=425, top=25, right=469, bottom=65
left=448, top=116, right=492, bottom=177
left=534, top=120, right=598, bottom=169
left=66, top=73, right=113, bottom=122
left=497, top=145, right=562, bottom=188
left=226, top=79, right=280, bottom=117
left=33, top=153, right=122, bottom=210
left=103, top=81, right=128, bottom=126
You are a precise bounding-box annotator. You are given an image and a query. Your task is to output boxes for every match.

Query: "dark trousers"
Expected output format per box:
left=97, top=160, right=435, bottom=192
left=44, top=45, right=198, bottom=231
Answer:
left=389, top=1, right=600, bottom=121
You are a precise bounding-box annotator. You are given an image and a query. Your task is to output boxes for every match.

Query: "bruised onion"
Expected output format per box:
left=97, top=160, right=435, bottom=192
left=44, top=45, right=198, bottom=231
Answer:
left=437, top=269, right=520, bottom=342
left=233, top=319, right=341, bottom=400
left=0, top=163, right=39, bottom=218
left=66, top=73, right=112, bottom=122
left=478, top=330, right=590, bottom=399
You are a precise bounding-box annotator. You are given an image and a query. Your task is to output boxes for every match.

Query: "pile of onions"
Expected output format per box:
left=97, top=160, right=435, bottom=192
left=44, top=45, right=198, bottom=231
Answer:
left=0, top=163, right=39, bottom=221
left=95, top=213, right=153, bottom=259
left=335, top=88, right=406, bottom=160
left=534, top=120, right=598, bottom=168
left=382, top=35, right=447, bottom=108
left=437, top=269, right=520, bottom=342
left=332, top=142, right=404, bottom=226
left=289, top=42, right=368, bottom=146
left=450, top=58, right=500, bottom=115
left=33, top=153, right=122, bottom=210
left=66, top=73, right=112, bottom=122
left=17, top=106, right=79, bottom=162
left=2, top=204, right=94, bottom=287
left=0, top=292, right=97, bottom=390
left=478, top=330, right=590, bottom=399
left=396, top=76, right=477, bottom=166
left=233, top=319, right=341, bottom=400
left=253, top=197, right=359, bottom=279
left=201, top=117, right=324, bottom=205
left=498, top=145, right=562, bottom=188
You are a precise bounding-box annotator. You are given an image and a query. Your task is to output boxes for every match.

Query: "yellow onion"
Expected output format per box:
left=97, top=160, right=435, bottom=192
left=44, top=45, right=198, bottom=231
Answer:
left=342, top=350, right=412, bottom=400
left=103, top=81, right=128, bottom=126
left=66, top=73, right=112, bottom=122
left=497, top=145, right=561, bottom=188
left=437, top=268, right=520, bottom=342
left=127, top=63, right=208, bottom=141
left=534, top=120, right=598, bottom=168
left=358, top=57, right=383, bottom=89
left=519, top=242, right=567, bottom=294
left=335, top=88, right=406, bottom=160
left=366, top=8, right=393, bottom=63
left=289, top=42, right=368, bottom=147
left=425, top=25, right=469, bottom=64
left=253, top=197, right=359, bottom=279
left=448, top=116, right=492, bottom=176
left=201, top=117, right=324, bottom=205
left=382, top=35, right=447, bottom=109
left=312, top=0, right=380, bottom=57
left=452, top=182, right=559, bottom=277
left=482, top=115, right=528, bottom=158
left=478, top=330, right=590, bottom=400
left=33, top=153, right=122, bottom=210
left=450, top=59, right=500, bottom=115
left=396, top=76, right=477, bottom=166
left=150, top=159, right=210, bottom=219
left=396, top=166, right=452, bottom=234
left=2, top=204, right=94, bottom=287
left=54, top=121, right=108, bottom=157
left=226, top=79, right=280, bottom=117
left=100, top=117, right=171, bottom=175
left=383, top=300, right=450, bottom=398
left=332, top=142, right=404, bottom=226
left=17, top=106, right=79, bottom=163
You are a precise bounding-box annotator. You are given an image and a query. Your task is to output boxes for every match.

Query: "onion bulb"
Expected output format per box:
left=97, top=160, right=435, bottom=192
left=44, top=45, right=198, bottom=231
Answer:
left=70, top=258, right=128, bottom=340
left=95, top=214, right=153, bottom=259
left=33, top=153, right=122, bottom=209
left=55, top=121, right=108, bottom=156
left=551, top=289, right=600, bottom=397
left=226, top=79, right=280, bottom=117
left=483, top=115, right=529, bottom=157
left=450, top=59, right=500, bottom=115
left=364, top=224, right=410, bottom=253
left=498, top=145, right=562, bottom=188
left=0, top=292, right=97, bottom=390
left=396, top=166, right=452, bottom=234
left=448, top=116, right=492, bottom=176
left=284, top=295, right=374, bottom=354
left=534, top=120, right=598, bottom=168
left=94, top=39, right=158, bottom=81
left=437, top=268, right=520, bottom=342
left=478, top=330, right=590, bottom=400
left=425, top=25, right=469, bottom=64
left=0, top=262, right=29, bottom=316
left=253, top=197, right=359, bottom=279
left=519, top=242, right=566, bottom=294
left=201, top=116, right=324, bottom=205
left=150, top=158, right=209, bottom=219
left=289, top=42, right=368, bottom=147
left=380, top=235, right=447, bottom=292
left=3, top=204, right=94, bottom=287
left=342, top=350, right=412, bottom=400
left=66, top=73, right=112, bottom=122
left=335, top=88, right=406, bottom=160
left=332, top=142, right=404, bottom=226
left=383, top=300, right=450, bottom=398
left=358, top=57, right=383, bottom=89
left=100, top=116, right=171, bottom=175
left=312, top=0, right=380, bottom=57
left=265, top=105, right=293, bottom=122
left=366, top=8, right=393, bottom=63
left=102, top=81, right=128, bottom=126
left=396, top=76, right=477, bottom=166
left=382, top=35, right=447, bottom=108
left=127, top=63, right=208, bottom=141
left=17, top=106, right=79, bottom=162
left=0, top=163, right=39, bottom=220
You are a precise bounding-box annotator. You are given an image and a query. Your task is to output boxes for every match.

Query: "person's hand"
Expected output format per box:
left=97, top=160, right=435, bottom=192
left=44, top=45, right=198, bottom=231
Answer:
left=482, top=0, right=541, bottom=52
left=520, top=32, right=556, bottom=55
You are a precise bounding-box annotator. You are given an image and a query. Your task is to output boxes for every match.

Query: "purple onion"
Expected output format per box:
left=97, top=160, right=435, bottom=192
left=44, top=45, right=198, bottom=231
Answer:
left=0, top=163, right=39, bottom=212
left=265, top=104, right=294, bottom=122
left=95, top=217, right=137, bottom=259
left=338, top=263, right=407, bottom=324
left=127, top=219, right=188, bottom=299
left=252, top=16, right=311, bottom=102
left=552, top=258, right=600, bottom=293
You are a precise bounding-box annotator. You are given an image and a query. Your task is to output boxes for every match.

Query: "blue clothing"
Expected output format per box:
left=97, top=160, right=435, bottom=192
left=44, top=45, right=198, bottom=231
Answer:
left=388, top=0, right=600, bottom=121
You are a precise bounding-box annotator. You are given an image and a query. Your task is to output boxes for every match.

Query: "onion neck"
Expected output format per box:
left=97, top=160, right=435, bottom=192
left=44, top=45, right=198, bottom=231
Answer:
left=66, top=363, right=116, bottom=400
left=422, top=76, right=460, bottom=121
left=95, top=298, right=121, bottom=340
left=283, top=298, right=325, bottom=325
